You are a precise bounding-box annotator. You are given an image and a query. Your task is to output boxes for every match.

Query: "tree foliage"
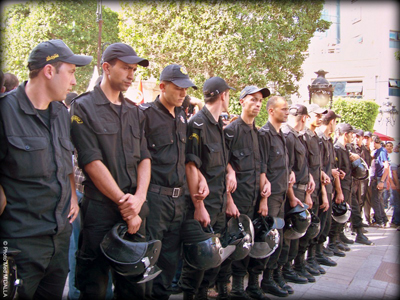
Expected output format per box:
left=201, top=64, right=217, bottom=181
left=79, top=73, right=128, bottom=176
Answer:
left=0, top=0, right=120, bottom=93
left=119, top=0, right=330, bottom=104
left=332, top=98, right=380, bottom=132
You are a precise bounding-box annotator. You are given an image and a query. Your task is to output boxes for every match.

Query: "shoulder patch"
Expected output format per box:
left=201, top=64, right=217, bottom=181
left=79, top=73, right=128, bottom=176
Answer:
left=71, top=115, right=83, bottom=124
left=71, top=91, right=90, bottom=105
left=194, top=121, right=204, bottom=127
left=189, top=133, right=200, bottom=143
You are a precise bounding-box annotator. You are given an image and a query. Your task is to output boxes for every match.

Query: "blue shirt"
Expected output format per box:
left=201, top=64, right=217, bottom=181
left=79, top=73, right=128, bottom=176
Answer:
left=373, top=147, right=389, bottom=178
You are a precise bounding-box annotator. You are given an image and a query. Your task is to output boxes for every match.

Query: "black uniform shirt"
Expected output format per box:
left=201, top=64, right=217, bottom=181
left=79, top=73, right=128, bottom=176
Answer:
left=316, top=128, right=335, bottom=194
left=259, top=121, right=289, bottom=195
left=361, top=145, right=372, bottom=167
left=70, top=83, right=151, bottom=202
left=334, top=141, right=352, bottom=192
left=303, top=127, right=322, bottom=192
left=0, top=82, right=73, bottom=238
left=224, top=117, right=261, bottom=207
left=140, top=96, right=187, bottom=187
left=186, top=106, right=228, bottom=210
left=282, top=124, right=309, bottom=185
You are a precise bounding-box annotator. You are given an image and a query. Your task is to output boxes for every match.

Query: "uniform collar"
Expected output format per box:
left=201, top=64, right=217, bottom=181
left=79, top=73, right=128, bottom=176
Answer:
left=264, top=121, right=281, bottom=136
left=237, top=116, right=255, bottom=133
left=202, top=105, right=223, bottom=127
left=335, top=141, right=347, bottom=151
left=154, top=96, right=182, bottom=117
left=93, top=83, right=136, bottom=110
left=282, top=123, right=300, bottom=137
left=17, top=81, right=63, bottom=117
left=305, top=126, right=316, bottom=137
left=316, top=127, right=330, bottom=141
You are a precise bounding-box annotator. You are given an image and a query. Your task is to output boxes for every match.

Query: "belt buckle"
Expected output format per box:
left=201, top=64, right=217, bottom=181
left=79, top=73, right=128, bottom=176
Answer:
left=172, top=187, right=180, bottom=198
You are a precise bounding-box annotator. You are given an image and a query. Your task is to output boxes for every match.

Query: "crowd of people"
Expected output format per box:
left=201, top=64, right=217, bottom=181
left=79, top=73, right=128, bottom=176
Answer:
left=0, top=40, right=399, bottom=300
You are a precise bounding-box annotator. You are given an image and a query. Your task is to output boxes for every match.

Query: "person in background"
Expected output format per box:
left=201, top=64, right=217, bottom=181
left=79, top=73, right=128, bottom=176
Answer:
left=4, top=72, right=20, bottom=92
left=0, top=70, right=5, bottom=94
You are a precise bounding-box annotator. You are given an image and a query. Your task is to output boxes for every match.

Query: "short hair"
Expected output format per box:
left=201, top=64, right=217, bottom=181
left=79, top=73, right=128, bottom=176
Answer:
left=204, top=89, right=228, bottom=104
left=104, top=58, right=118, bottom=66
left=0, top=70, right=4, bottom=88
left=4, top=73, right=19, bottom=92
left=266, top=96, right=285, bottom=111
left=28, top=61, right=63, bottom=79
left=385, top=141, right=393, bottom=146
left=372, top=135, right=381, bottom=144
left=322, top=117, right=335, bottom=126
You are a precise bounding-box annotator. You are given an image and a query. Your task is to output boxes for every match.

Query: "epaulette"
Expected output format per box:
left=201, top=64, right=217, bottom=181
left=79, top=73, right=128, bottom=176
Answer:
left=258, top=127, right=269, bottom=135
left=139, top=102, right=151, bottom=111
left=70, top=91, right=90, bottom=105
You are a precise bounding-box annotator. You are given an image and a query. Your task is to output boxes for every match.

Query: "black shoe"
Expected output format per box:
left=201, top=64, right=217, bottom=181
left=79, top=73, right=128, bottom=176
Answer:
left=183, top=292, right=196, bottom=300
left=307, top=257, right=326, bottom=274
left=355, top=230, right=374, bottom=245
left=171, top=284, right=182, bottom=294
left=273, top=267, right=294, bottom=295
left=282, top=264, right=308, bottom=284
left=216, top=282, right=229, bottom=300
left=328, top=243, right=346, bottom=257
left=261, top=269, right=289, bottom=297
left=315, top=253, right=337, bottom=267
left=304, top=262, right=320, bottom=276
left=246, top=274, right=271, bottom=300
left=339, top=232, right=354, bottom=244
left=336, top=241, right=350, bottom=252
left=196, top=288, right=208, bottom=300
left=361, top=222, right=369, bottom=227
left=293, top=265, right=316, bottom=283
left=323, top=246, right=334, bottom=257
left=230, top=276, right=252, bottom=300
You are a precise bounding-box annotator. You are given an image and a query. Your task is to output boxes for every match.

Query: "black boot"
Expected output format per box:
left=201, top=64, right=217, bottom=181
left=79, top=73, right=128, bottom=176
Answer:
left=336, top=240, right=351, bottom=252
left=273, top=266, right=294, bottom=294
left=339, top=232, right=354, bottom=244
left=230, top=276, right=252, bottom=300
left=293, top=253, right=316, bottom=283
left=216, top=282, right=229, bottom=300
left=315, top=243, right=337, bottom=267
left=355, top=228, right=373, bottom=245
left=307, top=245, right=326, bottom=274
left=282, top=262, right=308, bottom=284
left=184, top=292, right=196, bottom=300
left=328, top=235, right=345, bottom=257
left=195, top=288, right=208, bottom=300
left=246, top=273, right=271, bottom=300
left=323, top=245, right=334, bottom=257
left=260, top=269, right=288, bottom=297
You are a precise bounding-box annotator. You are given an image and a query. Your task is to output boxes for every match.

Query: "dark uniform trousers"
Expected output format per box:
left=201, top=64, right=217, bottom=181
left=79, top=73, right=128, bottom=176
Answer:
left=76, top=196, right=147, bottom=300
left=247, top=193, right=285, bottom=276
left=371, top=177, right=389, bottom=225
left=1, top=227, right=71, bottom=300
left=145, top=191, right=186, bottom=299
left=179, top=199, right=227, bottom=295
left=316, top=191, right=333, bottom=245
left=361, top=180, right=373, bottom=224
left=329, top=189, right=351, bottom=238
left=350, top=179, right=365, bottom=229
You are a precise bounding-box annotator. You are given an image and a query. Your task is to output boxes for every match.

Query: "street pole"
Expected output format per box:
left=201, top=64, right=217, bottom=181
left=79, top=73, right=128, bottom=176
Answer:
left=96, top=0, right=103, bottom=75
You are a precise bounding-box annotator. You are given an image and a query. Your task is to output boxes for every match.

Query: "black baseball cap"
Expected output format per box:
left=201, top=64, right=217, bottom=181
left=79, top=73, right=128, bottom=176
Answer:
left=203, top=77, right=235, bottom=97
left=307, top=103, right=328, bottom=114
left=353, top=129, right=364, bottom=137
left=28, top=39, right=93, bottom=70
left=160, top=64, right=197, bottom=89
left=322, top=109, right=341, bottom=122
left=289, top=104, right=310, bottom=117
left=336, top=123, right=356, bottom=134
left=239, top=85, right=270, bottom=99
left=364, top=131, right=372, bottom=138
left=102, top=43, right=149, bottom=67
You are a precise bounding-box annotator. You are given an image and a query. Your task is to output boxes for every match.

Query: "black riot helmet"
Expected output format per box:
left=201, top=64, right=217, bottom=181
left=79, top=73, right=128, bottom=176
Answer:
left=224, top=215, right=254, bottom=261
left=181, top=220, right=234, bottom=270
left=332, top=202, right=352, bottom=223
left=100, top=223, right=162, bottom=283
left=284, top=204, right=311, bottom=240
left=351, top=157, right=369, bottom=180
left=249, top=215, right=284, bottom=259
left=301, top=211, right=321, bottom=240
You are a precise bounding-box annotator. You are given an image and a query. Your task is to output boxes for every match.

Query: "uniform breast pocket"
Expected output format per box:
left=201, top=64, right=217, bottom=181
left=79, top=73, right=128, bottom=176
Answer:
left=130, top=125, right=141, bottom=160
left=7, top=136, right=51, bottom=178
left=147, top=133, right=175, bottom=164
left=91, top=121, right=119, bottom=136
left=308, top=147, right=320, bottom=168
left=294, top=146, right=306, bottom=170
left=269, top=146, right=285, bottom=170
left=232, top=147, right=254, bottom=172
left=205, top=142, right=224, bottom=168
left=59, top=137, right=74, bottom=175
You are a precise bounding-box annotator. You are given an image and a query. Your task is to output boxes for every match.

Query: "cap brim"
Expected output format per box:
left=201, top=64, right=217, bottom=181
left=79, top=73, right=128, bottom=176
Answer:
left=119, top=56, right=149, bottom=67
left=242, top=87, right=270, bottom=99
left=228, top=85, right=236, bottom=91
left=312, top=108, right=328, bottom=114
left=172, top=78, right=198, bottom=90
left=63, top=54, right=93, bottom=67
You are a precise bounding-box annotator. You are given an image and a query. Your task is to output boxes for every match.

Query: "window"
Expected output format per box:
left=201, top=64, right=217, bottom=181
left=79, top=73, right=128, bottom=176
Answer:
left=389, top=31, right=400, bottom=48
left=389, top=78, right=400, bottom=96
left=332, top=81, right=363, bottom=98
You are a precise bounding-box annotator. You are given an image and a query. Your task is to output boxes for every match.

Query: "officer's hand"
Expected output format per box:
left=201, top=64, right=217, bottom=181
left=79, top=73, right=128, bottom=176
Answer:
left=258, top=197, right=269, bottom=217
left=289, top=171, right=296, bottom=187
left=68, top=194, right=80, bottom=224
left=261, top=180, right=271, bottom=198
left=321, top=171, right=331, bottom=185
left=194, top=204, right=211, bottom=227
left=118, top=193, right=144, bottom=220
left=307, top=175, right=316, bottom=195
left=332, top=168, right=340, bottom=179
left=335, top=192, right=344, bottom=204
left=305, top=193, right=313, bottom=209
left=127, top=215, right=142, bottom=234
left=193, top=176, right=209, bottom=202
left=339, top=170, right=346, bottom=180
left=349, top=153, right=360, bottom=162
left=226, top=193, right=240, bottom=218
left=226, top=170, right=237, bottom=194
left=320, top=193, right=329, bottom=212
left=289, top=195, right=305, bottom=209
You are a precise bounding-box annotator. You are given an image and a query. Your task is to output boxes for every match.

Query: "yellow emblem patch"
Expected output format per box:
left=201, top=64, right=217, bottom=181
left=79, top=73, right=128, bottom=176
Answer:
left=46, top=53, right=59, bottom=61
left=71, top=115, right=83, bottom=124
left=180, top=67, right=188, bottom=75
left=335, top=157, right=338, bottom=161
left=189, top=133, right=199, bottom=143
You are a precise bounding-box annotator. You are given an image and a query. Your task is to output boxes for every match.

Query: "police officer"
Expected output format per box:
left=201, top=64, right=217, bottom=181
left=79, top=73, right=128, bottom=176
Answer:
left=279, top=104, right=314, bottom=288
left=180, top=77, right=235, bottom=300
left=257, top=96, right=295, bottom=298
left=139, top=64, right=204, bottom=299
left=70, top=43, right=152, bottom=299
left=221, top=85, right=271, bottom=300
left=314, top=110, right=341, bottom=267
left=361, top=131, right=373, bottom=224
left=0, top=39, right=92, bottom=299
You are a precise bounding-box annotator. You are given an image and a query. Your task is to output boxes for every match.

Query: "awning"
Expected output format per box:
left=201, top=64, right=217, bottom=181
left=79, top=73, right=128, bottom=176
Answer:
left=373, top=131, right=394, bottom=141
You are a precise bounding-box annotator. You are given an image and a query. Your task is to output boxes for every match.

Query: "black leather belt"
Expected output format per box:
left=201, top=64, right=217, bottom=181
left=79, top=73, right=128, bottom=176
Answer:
left=149, top=184, right=184, bottom=198
left=293, top=183, right=308, bottom=191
